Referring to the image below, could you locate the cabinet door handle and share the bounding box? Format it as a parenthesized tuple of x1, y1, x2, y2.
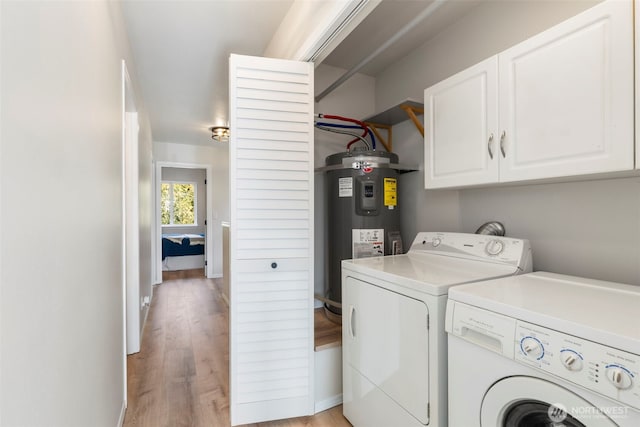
(487, 133, 494, 159)
(500, 131, 506, 158)
(349, 305, 356, 339)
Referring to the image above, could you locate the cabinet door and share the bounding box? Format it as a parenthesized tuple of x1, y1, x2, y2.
(498, 0, 633, 182)
(424, 57, 499, 189)
(229, 54, 314, 425)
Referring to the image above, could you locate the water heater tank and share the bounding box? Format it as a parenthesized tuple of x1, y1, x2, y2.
(324, 150, 402, 316)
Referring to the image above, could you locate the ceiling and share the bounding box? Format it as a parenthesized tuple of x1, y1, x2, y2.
(322, 0, 478, 77)
(121, 0, 479, 146)
(121, 0, 294, 146)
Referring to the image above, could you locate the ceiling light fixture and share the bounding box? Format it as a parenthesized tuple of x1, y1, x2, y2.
(209, 126, 230, 142)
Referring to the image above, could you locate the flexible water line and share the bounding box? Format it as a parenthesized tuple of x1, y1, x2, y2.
(315, 121, 377, 150)
(315, 124, 371, 150)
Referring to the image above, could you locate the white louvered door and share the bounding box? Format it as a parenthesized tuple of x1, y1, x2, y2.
(229, 54, 314, 425)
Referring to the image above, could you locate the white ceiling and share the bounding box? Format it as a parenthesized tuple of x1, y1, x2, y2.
(121, 0, 478, 146)
(322, 0, 479, 76)
(121, 0, 294, 146)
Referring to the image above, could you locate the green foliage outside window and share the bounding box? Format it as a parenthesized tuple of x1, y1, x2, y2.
(161, 182, 196, 225)
(161, 183, 171, 224)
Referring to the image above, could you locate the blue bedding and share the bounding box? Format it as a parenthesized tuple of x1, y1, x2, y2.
(162, 233, 205, 260)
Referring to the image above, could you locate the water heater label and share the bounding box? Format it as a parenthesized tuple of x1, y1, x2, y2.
(352, 229, 384, 259)
(339, 177, 353, 197)
(384, 178, 397, 207)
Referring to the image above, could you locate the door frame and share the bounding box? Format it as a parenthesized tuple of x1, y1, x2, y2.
(121, 59, 139, 403)
(154, 161, 214, 284)
(124, 110, 141, 356)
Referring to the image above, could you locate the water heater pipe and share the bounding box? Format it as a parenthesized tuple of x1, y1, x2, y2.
(314, 0, 447, 103)
(316, 122, 377, 149)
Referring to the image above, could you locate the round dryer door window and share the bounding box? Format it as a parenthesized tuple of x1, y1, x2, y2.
(481, 377, 617, 427)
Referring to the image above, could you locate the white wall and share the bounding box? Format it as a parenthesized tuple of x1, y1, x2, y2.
(375, 0, 600, 112)
(458, 178, 640, 285)
(315, 64, 377, 156)
(153, 142, 229, 278)
(161, 167, 207, 235)
(0, 1, 151, 425)
(391, 120, 461, 245)
(375, 0, 640, 286)
(314, 64, 376, 302)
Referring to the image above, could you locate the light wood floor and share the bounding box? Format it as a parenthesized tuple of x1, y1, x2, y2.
(313, 308, 342, 351)
(162, 268, 205, 282)
(124, 276, 351, 427)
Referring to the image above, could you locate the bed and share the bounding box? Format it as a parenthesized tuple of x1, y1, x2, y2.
(162, 233, 205, 271)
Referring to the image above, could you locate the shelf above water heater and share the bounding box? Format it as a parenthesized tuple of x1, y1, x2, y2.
(362, 99, 424, 153)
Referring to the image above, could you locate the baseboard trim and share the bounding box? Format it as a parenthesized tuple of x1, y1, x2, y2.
(315, 394, 342, 414)
(208, 273, 223, 279)
(117, 400, 126, 427)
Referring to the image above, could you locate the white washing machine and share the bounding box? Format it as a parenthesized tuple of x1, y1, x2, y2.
(446, 272, 640, 427)
(341, 232, 532, 427)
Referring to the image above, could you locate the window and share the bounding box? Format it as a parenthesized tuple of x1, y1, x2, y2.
(161, 182, 197, 226)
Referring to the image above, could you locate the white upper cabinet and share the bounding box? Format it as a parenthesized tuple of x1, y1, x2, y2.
(424, 0, 634, 189)
(498, 0, 633, 182)
(424, 57, 499, 189)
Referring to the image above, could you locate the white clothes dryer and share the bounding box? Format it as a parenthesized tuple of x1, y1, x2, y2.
(341, 232, 532, 427)
(446, 272, 640, 427)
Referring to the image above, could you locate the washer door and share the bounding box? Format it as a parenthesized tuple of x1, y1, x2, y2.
(481, 377, 618, 427)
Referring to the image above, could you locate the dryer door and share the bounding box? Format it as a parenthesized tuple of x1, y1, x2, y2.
(481, 376, 618, 426)
(343, 276, 430, 424)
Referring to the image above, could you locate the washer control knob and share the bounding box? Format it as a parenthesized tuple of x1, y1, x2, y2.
(520, 337, 544, 360)
(486, 239, 505, 256)
(432, 238, 441, 247)
(606, 366, 633, 390)
(560, 350, 583, 371)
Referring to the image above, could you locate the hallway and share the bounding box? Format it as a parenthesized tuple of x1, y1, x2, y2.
(124, 277, 350, 426)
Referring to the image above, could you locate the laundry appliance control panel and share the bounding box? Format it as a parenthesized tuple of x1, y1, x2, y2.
(410, 232, 532, 270)
(447, 301, 640, 412)
(516, 321, 640, 410)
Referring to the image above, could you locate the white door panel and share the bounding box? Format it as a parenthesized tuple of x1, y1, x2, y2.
(229, 54, 314, 425)
(344, 276, 430, 424)
(343, 364, 428, 427)
(425, 56, 498, 188)
(499, 0, 633, 182)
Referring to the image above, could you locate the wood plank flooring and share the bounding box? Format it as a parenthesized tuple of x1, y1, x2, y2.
(313, 308, 342, 351)
(124, 277, 351, 427)
(162, 268, 205, 281)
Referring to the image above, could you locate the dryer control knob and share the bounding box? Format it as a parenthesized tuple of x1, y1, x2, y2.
(432, 238, 441, 247)
(520, 337, 544, 360)
(560, 350, 583, 371)
(606, 366, 633, 390)
(486, 239, 505, 256)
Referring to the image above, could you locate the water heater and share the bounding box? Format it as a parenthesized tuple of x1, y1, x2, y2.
(324, 150, 402, 316)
